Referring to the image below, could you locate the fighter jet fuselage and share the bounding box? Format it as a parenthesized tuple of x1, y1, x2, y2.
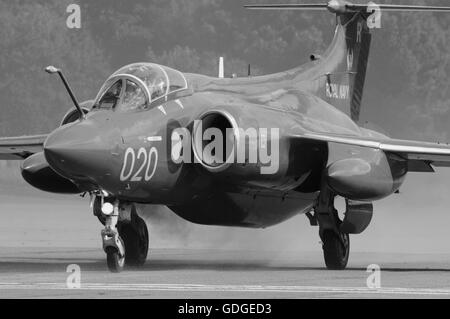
(30, 54, 403, 229)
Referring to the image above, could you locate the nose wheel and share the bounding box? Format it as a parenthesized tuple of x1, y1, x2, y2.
(118, 213, 149, 267)
(94, 197, 149, 273)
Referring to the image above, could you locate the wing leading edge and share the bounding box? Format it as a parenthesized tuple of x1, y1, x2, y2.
(294, 132, 450, 169)
(3, 131, 450, 167)
(0, 135, 47, 160)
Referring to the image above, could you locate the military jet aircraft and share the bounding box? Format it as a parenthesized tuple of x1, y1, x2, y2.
(2, 1, 450, 272)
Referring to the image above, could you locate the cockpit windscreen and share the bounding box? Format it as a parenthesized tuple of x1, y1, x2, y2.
(96, 80, 122, 110)
(93, 63, 188, 112)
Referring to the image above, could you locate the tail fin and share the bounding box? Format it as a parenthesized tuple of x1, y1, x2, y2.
(245, 1, 450, 123)
(324, 12, 372, 123)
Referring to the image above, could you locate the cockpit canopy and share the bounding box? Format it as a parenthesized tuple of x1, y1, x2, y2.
(93, 63, 188, 112)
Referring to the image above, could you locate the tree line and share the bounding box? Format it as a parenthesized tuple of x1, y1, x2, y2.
(0, 0, 449, 141)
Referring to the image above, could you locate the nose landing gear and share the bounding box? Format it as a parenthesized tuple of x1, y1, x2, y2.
(118, 211, 149, 267)
(94, 196, 149, 273)
(106, 245, 125, 273)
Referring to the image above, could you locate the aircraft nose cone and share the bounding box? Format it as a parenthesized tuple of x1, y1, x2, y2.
(44, 122, 110, 181)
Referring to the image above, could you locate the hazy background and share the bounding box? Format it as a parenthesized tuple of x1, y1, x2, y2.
(1, 0, 450, 255)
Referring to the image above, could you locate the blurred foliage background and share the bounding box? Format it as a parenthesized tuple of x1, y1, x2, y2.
(1, 0, 450, 141)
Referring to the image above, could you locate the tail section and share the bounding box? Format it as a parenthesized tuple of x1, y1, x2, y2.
(323, 12, 372, 122)
(245, 1, 450, 123)
(347, 13, 371, 123)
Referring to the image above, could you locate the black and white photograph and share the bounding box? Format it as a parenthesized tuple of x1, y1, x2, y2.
(1, 0, 450, 304)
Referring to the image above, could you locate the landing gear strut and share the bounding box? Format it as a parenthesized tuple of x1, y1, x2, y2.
(94, 197, 149, 272)
(314, 187, 350, 270)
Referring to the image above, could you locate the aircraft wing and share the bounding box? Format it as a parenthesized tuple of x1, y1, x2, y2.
(294, 132, 450, 170)
(0, 135, 47, 160)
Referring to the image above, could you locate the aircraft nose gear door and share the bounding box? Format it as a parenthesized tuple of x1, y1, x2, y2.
(94, 197, 149, 273)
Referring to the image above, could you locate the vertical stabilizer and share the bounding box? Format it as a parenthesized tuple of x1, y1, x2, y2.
(321, 12, 372, 122)
(245, 1, 450, 122)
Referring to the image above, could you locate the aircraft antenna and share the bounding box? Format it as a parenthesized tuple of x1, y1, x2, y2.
(218, 57, 225, 78)
(45, 66, 85, 121)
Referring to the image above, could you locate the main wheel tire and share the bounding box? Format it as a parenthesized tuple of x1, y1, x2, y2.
(120, 217, 149, 267)
(322, 230, 350, 270)
(106, 247, 125, 273)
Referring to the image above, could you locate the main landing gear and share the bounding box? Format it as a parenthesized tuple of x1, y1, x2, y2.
(309, 187, 351, 270)
(321, 229, 350, 270)
(93, 197, 149, 273)
(308, 185, 373, 270)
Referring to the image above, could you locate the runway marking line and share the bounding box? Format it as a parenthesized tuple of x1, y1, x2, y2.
(1, 283, 450, 296)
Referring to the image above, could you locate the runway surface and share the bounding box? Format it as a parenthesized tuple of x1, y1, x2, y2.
(1, 247, 450, 298)
(2, 179, 450, 298)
